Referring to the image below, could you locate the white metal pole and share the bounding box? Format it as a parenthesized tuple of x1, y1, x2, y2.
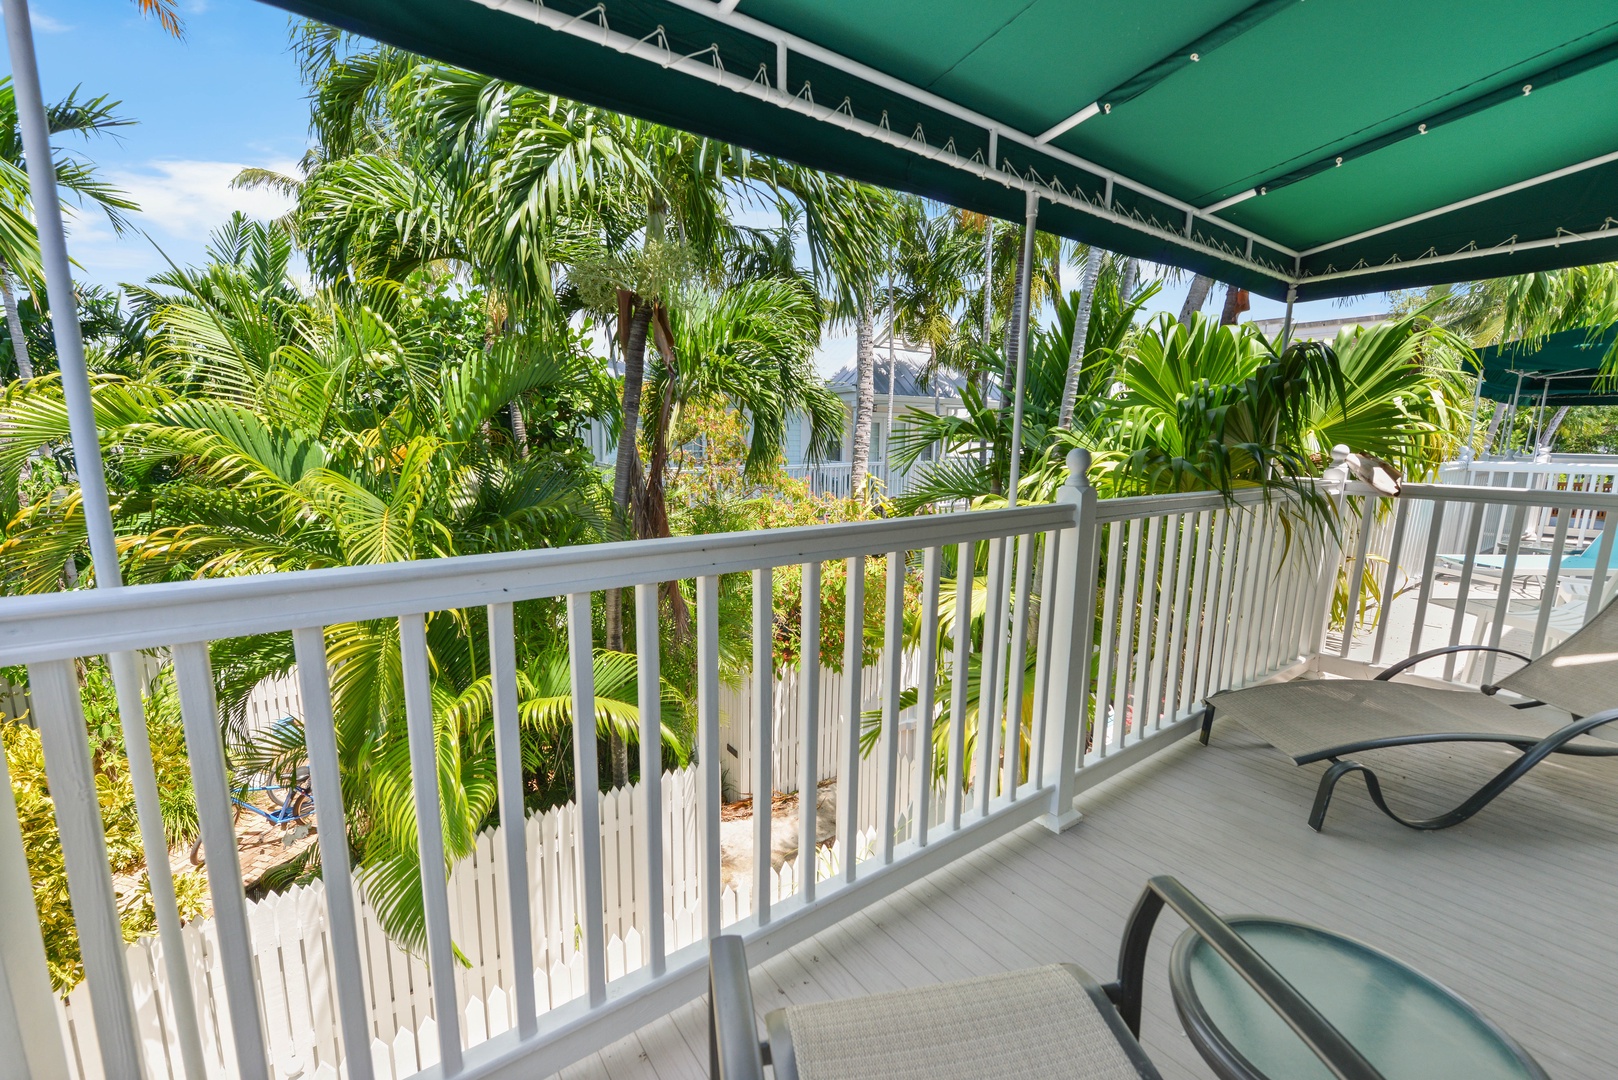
(5, 0, 120, 577)
(1006, 190, 1039, 509)
(1279, 285, 1297, 348)
(884, 266, 897, 491)
(980, 216, 993, 470)
(4, 6, 207, 1077)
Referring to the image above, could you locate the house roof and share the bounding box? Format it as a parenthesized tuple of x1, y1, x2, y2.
(827, 356, 972, 400)
(267, 0, 1618, 302)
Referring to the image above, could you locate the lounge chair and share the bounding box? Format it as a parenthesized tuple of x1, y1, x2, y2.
(1201, 595, 1618, 831)
(1435, 542, 1606, 585)
(707, 876, 1391, 1080)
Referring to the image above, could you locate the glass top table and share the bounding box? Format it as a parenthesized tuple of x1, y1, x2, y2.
(1169, 916, 1550, 1080)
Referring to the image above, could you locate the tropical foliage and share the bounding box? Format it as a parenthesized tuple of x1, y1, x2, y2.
(3, 15, 1554, 985)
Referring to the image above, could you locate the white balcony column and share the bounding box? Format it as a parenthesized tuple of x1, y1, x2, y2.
(1040, 448, 1098, 832)
(4, 4, 207, 1077)
(1006, 189, 1040, 509)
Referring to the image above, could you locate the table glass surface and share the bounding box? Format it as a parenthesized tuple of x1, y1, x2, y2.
(1179, 918, 1538, 1080)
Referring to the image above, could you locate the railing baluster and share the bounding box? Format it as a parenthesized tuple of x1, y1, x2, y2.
(1533, 513, 1572, 657)
(1252, 507, 1285, 677)
(946, 543, 972, 830)
(1227, 508, 1258, 682)
(1092, 524, 1122, 757)
(1408, 499, 1448, 659)
(976, 538, 1006, 812)
(878, 552, 904, 861)
(294, 627, 382, 1075)
(1029, 530, 1061, 786)
(1210, 508, 1242, 693)
(1585, 511, 1617, 624)
(0, 706, 70, 1079)
(838, 557, 864, 881)
(798, 563, 821, 901)
(1164, 512, 1195, 722)
(1370, 497, 1411, 664)
(28, 658, 153, 1080)
(751, 568, 775, 918)
(1110, 518, 1142, 751)
(633, 584, 667, 974)
(1146, 514, 1182, 729)
(1129, 516, 1162, 740)
(170, 643, 271, 1080)
(1193, 510, 1229, 706)
(1182, 510, 1215, 714)
(1442, 505, 1486, 681)
(696, 576, 724, 932)
(108, 648, 209, 1080)
(397, 614, 466, 1068)
(1338, 498, 1376, 658)
(1003, 534, 1035, 795)
(914, 547, 943, 842)
(1482, 504, 1529, 685)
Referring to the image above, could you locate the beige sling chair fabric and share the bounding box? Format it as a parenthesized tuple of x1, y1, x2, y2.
(775, 965, 1150, 1080)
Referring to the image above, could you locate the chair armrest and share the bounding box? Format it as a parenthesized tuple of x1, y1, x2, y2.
(709, 936, 767, 1080)
(1375, 644, 1531, 682)
(1106, 876, 1385, 1080)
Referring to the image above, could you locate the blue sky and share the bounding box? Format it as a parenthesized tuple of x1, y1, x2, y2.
(5, 0, 1390, 373)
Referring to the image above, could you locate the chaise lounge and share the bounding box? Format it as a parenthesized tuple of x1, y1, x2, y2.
(1202, 593, 1618, 831)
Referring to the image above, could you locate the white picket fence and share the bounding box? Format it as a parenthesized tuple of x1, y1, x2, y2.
(56, 741, 901, 1078)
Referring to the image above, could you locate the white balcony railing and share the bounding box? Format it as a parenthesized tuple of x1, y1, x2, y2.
(8, 450, 1618, 1080)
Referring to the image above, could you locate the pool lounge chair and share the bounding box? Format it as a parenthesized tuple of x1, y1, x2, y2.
(1435, 542, 1606, 584)
(1200, 596, 1618, 831)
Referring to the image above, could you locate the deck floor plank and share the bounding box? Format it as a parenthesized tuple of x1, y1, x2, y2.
(585, 717, 1618, 1079)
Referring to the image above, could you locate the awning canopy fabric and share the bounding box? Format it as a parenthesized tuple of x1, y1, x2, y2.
(1472, 325, 1618, 406)
(263, 0, 1618, 302)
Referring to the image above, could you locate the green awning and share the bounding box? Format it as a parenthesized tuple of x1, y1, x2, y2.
(261, 0, 1618, 301)
(1473, 325, 1618, 406)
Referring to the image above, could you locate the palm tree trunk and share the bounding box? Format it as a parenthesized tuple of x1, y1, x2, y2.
(604, 299, 652, 788)
(991, 245, 1030, 496)
(1179, 273, 1214, 324)
(1, 259, 33, 383)
(1218, 283, 1249, 325)
(850, 297, 876, 502)
(1119, 258, 1139, 302)
(1059, 247, 1103, 429)
(509, 400, 528, 456)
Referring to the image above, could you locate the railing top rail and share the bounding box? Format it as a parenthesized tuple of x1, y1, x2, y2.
(1452, 460, 1618, 474)
(1357, 480, 1618, 510)
(1094, 486, 1280, 522)
(0, 502, 1074, 665)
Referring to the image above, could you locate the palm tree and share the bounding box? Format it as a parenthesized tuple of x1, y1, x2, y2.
(638, 278, 843, 541)
(890, 267, 1156, 510)
(0, 222, 682, 948)
(1088, 311, 1467, 497)
(1178, 273, 1215, 324)
(1058, 246, 1104, 428)
(0, 79, 137, 383)
(131, 0, 184, 37)
(781, 172, 894, 503)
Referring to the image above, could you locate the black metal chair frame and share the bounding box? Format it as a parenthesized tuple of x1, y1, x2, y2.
(708, 876, 1387, 1080)
(1201, 644, 1618, 831)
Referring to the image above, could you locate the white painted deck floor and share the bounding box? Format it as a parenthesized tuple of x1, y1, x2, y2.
(549, 714, 1618, 1080)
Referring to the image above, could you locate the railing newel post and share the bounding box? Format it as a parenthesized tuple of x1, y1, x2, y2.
(1039, 448, 1097, 832)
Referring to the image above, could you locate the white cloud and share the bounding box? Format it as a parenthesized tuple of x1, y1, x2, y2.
(28, 11, 73, 32)
(56, 158, 300, 290)
(107, 159, 299, 238)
